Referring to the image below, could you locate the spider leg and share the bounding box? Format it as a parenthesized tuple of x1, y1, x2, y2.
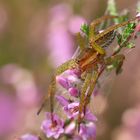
(84, 64, 105, 111)
(93, 17, 136, 42)
(56, 59, 79, 75)
(76, 32, 86, 50)
(84, 70, 99, 112)
(37, 59, 79, 115)
(37, 75, 56, 121)
(89, 41, 106, 55)
(91, 15, 118, 27)
(89, 15, 118, 38)
(89, 16, 119, 55)
(37, 76, 56, 117)
(89, 17, 136, 55)
(78, 72, 92, 130)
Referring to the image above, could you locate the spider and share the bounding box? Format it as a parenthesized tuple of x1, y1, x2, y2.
(38, 15, 137, 131)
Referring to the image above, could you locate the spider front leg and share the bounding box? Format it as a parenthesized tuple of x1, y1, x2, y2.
(76, 32, 86, 50)
(89, 21, 107, 55)
(37, 59, 79, 115)
(36, 74, 57, 117)
(89, 15, 118, 38)
(93, 17, 137, 42)
(89, 41, 106, 55)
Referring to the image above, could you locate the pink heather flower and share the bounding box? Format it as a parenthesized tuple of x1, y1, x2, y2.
(56, 70, 81, 90)
(56, 96, 97, 121)
(41, 112, 64, 139)
(85, 109, 98, 122)
(68, 87, 79, 97)
(64, 69, 81, 78)
(61, 101, 97, 121)
(64, 102, 79, 119)
(55, 95, 69, 106)
(79, 122, 96, 140)
(67, 74, 80, 83)
(56, 76, 71, 89)
(61, 69, 81, 82)
(18, 134, 39, 140)
(56, 69, 82, 97)
(56, 96, 79, 118)
(64, 121, 76, 135)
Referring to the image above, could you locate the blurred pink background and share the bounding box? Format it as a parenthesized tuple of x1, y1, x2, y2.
(0, 0, 139, 140)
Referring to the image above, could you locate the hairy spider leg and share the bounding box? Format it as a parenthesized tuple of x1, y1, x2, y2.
(89, 41, 106, 55)
(78, 72, 92, 131)
(84, 71, 98, 109)
(76, 32, 86, 50)
(84, 64, 104, 111)
(89, 15, 118, 38)
(37, 59, 79, 115)
(88, 15, 118, 55)
(89, 16, 137, 55)
(93, 17, 137, 42)
(76, 16, 118, 52)
(49, 77, 56, 120)
(77, 62, 105, 130)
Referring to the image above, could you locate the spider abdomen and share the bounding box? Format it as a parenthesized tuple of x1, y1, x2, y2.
(95, 30, 116, 48)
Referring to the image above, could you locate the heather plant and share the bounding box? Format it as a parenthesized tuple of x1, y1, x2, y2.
(17, 0, 140, 140)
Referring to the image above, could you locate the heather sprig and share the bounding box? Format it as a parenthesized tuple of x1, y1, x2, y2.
(39, 17, 139, 139)
(17, 1, 140, 140)
(80, 23, 89, 37)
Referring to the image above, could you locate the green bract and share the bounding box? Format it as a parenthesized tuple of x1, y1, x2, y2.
(80, 23, 89, 37)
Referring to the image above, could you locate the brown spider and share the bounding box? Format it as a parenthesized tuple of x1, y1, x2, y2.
(38, 15, 137, 131)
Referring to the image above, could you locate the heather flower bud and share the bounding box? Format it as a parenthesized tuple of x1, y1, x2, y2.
(68, 87, 79, 97)
(56, 76, 70, 89)
(79, 122, 96, 140)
